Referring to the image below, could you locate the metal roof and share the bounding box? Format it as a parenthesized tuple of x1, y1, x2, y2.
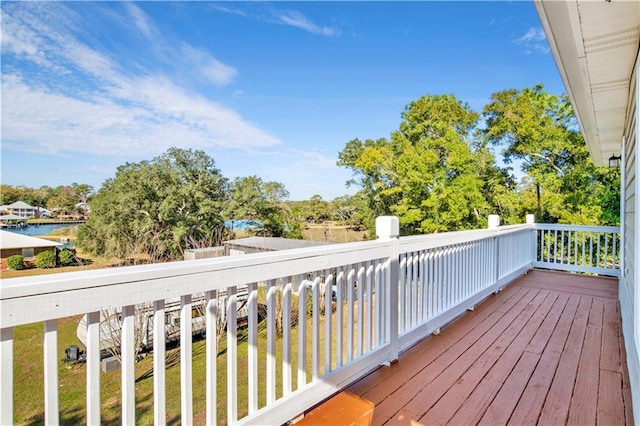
(0, 214, 28, 221)
(0, 230, 62, 250)
(5, 201, 36, 209)
(535, 0, 639, 166)
(224, 237, 329, 252)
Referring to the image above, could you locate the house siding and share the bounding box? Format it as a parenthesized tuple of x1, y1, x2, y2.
(620, 46, 639, 424)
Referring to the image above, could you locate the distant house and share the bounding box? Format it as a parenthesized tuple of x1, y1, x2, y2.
(0, 230, 62, 269)
(0, 201, 51, 219)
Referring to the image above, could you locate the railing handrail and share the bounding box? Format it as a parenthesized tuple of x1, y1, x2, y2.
(398, 224, 532, 252)
(0, 224, 537, 293)
(1, 239, 394, 328)
(534, 223, 619, 233)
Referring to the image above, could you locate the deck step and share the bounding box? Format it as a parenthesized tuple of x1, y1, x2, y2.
(295, 391, 374, 426)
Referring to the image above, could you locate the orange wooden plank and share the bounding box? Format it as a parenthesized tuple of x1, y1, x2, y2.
(296, 392, 374, 426)
(508, 293, 581, 425)
(538, 295, 592, 425)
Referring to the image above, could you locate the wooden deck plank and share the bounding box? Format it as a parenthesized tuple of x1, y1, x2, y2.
(538, 296, 591, 425)
(355, 287, 532, 408)
(417, 290, 549, 425)
(379, 289, 541, 424)
(566, 298, 605, 425)
(515, 271, 618, 299)
(597, 370, 626, 426)
(500, 293, 581, 425)
(336, 271, 631, 426)
(424, 290, 559, 425)
(601, 299, 622, 373)
(346, 286, 526, 398)
(516, 278, 618, 299)
(476, 292, 572, 426)
(476, 351, 541, 426)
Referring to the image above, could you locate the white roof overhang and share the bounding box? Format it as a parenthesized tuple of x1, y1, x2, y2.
(534, 0, 639, 166)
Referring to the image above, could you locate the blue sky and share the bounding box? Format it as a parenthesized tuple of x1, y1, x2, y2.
(1, 1, 564, 201)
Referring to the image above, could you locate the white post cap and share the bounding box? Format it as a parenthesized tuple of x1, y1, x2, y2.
(376, 216, 400, 240)
(526, 214, 536, 224)
(488, 215, 500, 229)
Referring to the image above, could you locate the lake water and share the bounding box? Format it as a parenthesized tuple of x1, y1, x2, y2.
(3, 223, 78, 237)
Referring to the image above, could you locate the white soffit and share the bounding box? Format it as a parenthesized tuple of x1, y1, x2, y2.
(535, 0, 639, 166)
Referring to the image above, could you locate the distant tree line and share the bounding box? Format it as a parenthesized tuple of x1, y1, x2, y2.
(1, 183, 94, 216)
(8, 85, 619, 263)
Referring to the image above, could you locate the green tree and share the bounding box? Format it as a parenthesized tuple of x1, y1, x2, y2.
(47, 186, 77, 214)
(223, 176, 298, 238)
(339, 94, 511, 234)
(483, 85, 619, 225)
(77, 148, 229, 262)
(0, 185, 21, 205)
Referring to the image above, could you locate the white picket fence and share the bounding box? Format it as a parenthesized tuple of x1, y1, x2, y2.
(0, 218, 618, 425)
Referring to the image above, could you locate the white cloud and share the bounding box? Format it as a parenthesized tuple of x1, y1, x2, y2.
(124, 2, 156, 40)
(180, 44, 238, 87)
(272, 10, 341, 37)
(212, 4, 341, 37)
(513, 27, 550, 55)
(1, 2, 279, 158)
(2, 73, 279, 156)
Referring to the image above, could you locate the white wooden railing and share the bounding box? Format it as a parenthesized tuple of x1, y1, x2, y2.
(0, 218, 618, 425)
(533, 223, 620, 277)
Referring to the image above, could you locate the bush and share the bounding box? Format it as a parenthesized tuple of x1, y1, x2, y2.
(7, 254, 24, 270)
(58, 249, 75, 266)
(35, 250, 56, 269)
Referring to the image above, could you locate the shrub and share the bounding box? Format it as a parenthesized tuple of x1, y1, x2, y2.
(35, 250, 56, 269)
(58, 249, 75, 266)
(7, 254, 24, 270)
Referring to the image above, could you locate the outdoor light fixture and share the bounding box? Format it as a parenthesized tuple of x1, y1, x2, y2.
(608, 154, 621, 168)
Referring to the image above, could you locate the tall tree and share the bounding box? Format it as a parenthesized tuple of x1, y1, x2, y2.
(77, 148, 229, 261)
(483, 85, 619, 224)
(339, 94, 512, 234)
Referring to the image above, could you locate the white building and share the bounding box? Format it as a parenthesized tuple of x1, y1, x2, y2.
(1, 201, 51, 219)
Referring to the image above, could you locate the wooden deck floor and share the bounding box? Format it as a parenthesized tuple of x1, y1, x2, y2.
(342, 270, 634, 425)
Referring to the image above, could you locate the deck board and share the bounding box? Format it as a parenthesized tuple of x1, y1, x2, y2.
(377, 289, 539, 424)
(443, 291, 558, 425)
(508, 293, 579, 425)
(339, 270, 633, 426)
(537, 295, 590, 425)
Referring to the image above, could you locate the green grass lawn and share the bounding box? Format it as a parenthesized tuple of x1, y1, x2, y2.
(12, 295, 372, 425)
